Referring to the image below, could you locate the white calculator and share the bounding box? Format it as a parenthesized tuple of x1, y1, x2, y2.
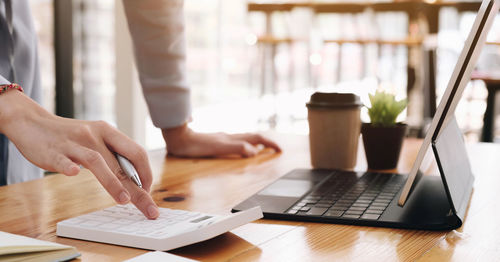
(56, 204, 262, 251)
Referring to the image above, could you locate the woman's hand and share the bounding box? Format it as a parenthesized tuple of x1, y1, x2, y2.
(162, 123, 281, 158)
(0, 90, 159, 219)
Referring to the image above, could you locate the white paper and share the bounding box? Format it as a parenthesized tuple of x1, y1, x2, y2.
(124, 251, 199, 262)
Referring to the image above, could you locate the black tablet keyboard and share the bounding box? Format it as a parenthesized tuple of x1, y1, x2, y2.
(285, 172, 405, 220)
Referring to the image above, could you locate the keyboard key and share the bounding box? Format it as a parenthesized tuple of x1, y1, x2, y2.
(324, 210, 344, 217)
(305, 196, 321, 200)
(373, 198, 391, 203)
(361, 213, 381, 220)
(347, 206, 366, 211)
(342, 214, 360, 219)
(314, 204, 331, 208)
(329, 206, 348, 211)
(306, 207, 328, 216)
(357, 196, 375, 201)
(302, 199, 319, 204)
(342, 196, 357, 201)
(365, 209, 384, 215)
(352, 203, 369, 208)
(286, 209, 298, 215)
(371, 203, 388, 208)
(322, 196, 338, 201)
(375, 196, 393, 201)
(332, 201, 351, 206)
(344, 210, 363, 215)
(368, 206, 386, 211)
(299, 207, 311, 212)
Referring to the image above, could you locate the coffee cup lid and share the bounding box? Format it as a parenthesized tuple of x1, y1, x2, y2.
(306, 92, 363, 109)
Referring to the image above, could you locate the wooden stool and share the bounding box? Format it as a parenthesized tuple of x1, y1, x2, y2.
(471, 72, 500, 142)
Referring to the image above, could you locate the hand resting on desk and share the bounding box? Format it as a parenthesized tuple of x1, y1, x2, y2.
(0, 90, 159, 219)
(162, 123, 281, 158)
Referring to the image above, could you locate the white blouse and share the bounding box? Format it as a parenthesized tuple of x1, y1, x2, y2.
(0, 0, 191, 184)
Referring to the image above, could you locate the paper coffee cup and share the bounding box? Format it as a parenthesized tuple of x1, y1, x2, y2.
(306, 92, 362, 169)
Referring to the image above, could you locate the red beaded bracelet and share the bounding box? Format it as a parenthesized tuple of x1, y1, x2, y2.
(0, 83, 24, 95)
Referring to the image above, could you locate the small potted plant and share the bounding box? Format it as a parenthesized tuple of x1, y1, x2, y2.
(361, 91, 408, 170)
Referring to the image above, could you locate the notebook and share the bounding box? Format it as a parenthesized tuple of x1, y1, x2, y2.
(0, 231, 80, 262)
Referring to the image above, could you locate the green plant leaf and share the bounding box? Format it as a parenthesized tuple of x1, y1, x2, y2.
(367, 91, 407, 127)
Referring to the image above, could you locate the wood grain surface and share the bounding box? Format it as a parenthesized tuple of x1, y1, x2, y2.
(0, 133, 497, 261)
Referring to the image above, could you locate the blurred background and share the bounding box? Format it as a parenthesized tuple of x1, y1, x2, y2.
(30, 0, 500, 150)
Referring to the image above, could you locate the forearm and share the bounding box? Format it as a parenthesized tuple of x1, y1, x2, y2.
(0, 89, 50, 136)
(161, 122, 189, 150)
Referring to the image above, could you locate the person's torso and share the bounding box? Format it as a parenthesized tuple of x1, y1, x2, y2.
(0, 0, 43, 184)
(0, 0, 40, 99)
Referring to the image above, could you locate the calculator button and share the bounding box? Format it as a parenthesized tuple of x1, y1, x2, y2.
(98, 223, 121, 230)
(172, 210, 188, 215)
(79, 220, 103, 227)
(135, 228, 156, 235)
(116, 226, 140, 233)
(114, 219, 135, 225)
(90, 216, 116, 223)
(61, 218, 84, 225)
(149, 230, 170, 238)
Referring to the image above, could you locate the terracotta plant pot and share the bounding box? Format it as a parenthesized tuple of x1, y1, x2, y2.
(361, 123, 407, 170)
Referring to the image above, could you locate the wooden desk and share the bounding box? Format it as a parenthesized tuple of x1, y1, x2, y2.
(1, 134, 500, 261)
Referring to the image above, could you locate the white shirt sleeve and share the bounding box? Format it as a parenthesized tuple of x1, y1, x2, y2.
(0, 75, 10, 85)
(122, 0, 191, 129)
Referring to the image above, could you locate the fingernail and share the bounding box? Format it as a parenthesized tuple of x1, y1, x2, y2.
(119, 191, 130, 203)
(148, 205, 159, 218)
